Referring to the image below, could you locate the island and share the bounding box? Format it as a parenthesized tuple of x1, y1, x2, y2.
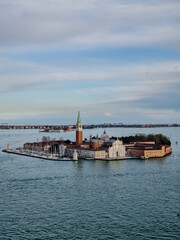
(2, 112, 172, 161)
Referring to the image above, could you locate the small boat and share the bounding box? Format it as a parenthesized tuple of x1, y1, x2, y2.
(177, 213, 180, 216)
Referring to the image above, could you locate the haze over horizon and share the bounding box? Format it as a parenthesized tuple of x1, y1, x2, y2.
(0, 0, 180, 125)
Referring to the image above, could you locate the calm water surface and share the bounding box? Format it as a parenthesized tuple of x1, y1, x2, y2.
(0, 128, 180, 240)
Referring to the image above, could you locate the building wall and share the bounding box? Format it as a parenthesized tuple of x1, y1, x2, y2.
(59, 144, 66, 157)
(95, 150, 106, 159)
(108, 140, 126, 158)
(134, 141, 155, 145)
(127, 144, 172, 159)
(76, 131, 83, 145)
(23, 142, 46, 152)
(144, 149, 162, 158)
(144, 146, 172, 159)
(165, 146, 172, 155)
(92, 141, 103, 149)
(65, 148, 106, 159)
(128, 149, 144, 158)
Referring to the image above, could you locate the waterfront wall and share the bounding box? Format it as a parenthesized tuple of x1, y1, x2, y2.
(128, 145, 172, 159)
(65, 148, 106, 159)
(144, 146, 172, 159)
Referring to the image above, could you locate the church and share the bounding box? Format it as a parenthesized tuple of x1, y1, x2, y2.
(59, 111, 126, 160)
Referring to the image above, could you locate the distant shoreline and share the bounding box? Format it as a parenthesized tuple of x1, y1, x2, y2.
(0, 123, 180, 131)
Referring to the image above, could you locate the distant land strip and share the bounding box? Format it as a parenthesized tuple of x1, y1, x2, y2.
(0, 123, 180, 130)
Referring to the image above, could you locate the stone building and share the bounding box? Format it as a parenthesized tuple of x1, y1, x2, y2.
(58, 113, 127, 159)
(126, 142, 172, 159)
(108, 139, 126, 158)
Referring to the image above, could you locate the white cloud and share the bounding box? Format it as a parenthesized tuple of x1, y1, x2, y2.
(0, 0, 180, 50)
(140, 109, 180, 120)
(0, 59, 179, 94)
(104, 111, 112, 117)
(0, 0, 180, 122)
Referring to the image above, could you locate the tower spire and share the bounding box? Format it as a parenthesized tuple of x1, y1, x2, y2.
(77, 110, 81, 123)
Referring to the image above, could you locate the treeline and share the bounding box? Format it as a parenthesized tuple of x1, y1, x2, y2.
(111, 134, 171, 145)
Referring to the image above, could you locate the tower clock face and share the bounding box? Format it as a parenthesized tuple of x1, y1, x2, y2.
(77, 123, 82, 130)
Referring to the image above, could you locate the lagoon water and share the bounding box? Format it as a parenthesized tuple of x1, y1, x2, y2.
(0, 128, 180, 240)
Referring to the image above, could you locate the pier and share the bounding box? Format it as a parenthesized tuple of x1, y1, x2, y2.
(2, 149, 73, 161)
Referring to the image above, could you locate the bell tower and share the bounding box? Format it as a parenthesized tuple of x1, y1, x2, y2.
(76, 111, 83, 145)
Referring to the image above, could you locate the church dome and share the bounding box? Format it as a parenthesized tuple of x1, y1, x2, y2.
(100, 130, 109, 140)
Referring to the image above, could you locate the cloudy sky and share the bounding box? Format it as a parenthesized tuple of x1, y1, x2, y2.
(0, 0, 180, 124)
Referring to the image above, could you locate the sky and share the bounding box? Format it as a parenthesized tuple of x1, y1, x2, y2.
(0, 0, 180, 125)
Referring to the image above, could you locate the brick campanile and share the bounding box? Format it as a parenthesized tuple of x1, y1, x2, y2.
(76, 111, 83, 145)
